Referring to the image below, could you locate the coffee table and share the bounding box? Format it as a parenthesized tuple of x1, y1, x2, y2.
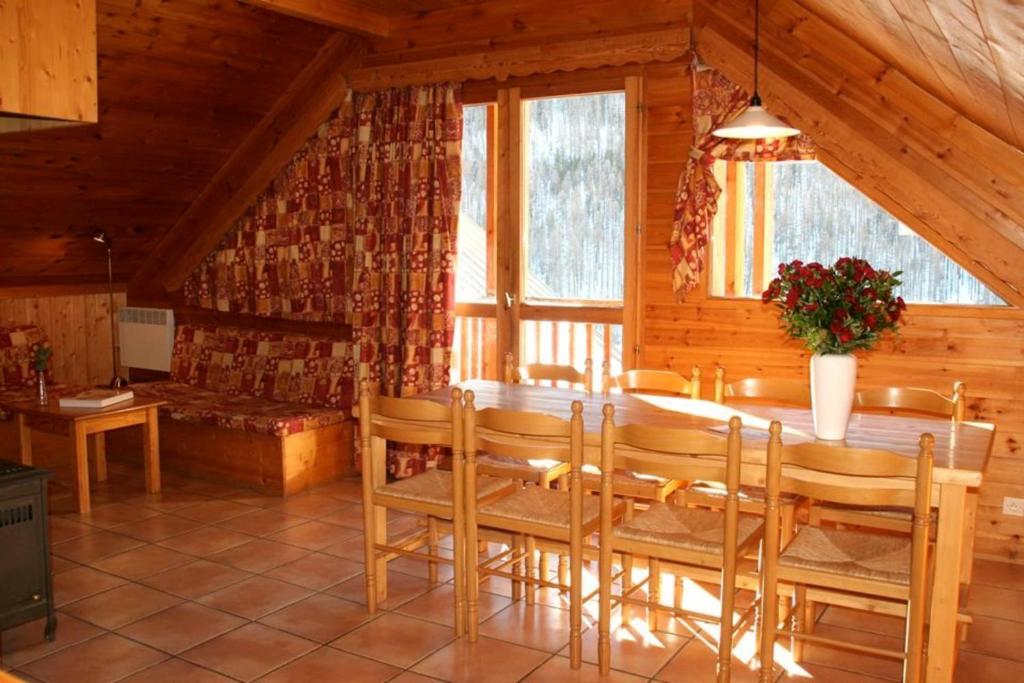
(0, 394, 167, 513)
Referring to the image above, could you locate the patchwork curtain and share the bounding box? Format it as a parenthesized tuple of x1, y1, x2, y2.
(185, 83, 462, 477)
(668, 65, 815, 298)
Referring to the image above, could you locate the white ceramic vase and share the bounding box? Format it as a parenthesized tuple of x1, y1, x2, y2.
(810, 353, 857, 441)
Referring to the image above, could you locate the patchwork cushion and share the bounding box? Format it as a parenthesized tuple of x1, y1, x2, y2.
(778, 526, 912, 585)
(132, 381, 346, 437)
(169, 324, 353, 409)
(0, 325, 48, 390)
(614, 503, 763, 555)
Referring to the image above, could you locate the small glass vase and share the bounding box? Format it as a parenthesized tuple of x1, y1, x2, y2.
(36, 372, 48, 405)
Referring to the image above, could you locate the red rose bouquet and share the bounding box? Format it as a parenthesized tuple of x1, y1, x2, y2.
(761, 257, 905, 355)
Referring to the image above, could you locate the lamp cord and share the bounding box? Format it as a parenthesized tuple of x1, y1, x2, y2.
(753, 0, 760, 98)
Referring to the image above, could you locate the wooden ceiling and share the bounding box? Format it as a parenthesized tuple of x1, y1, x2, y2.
(0, 0, 1021, 295)
(0, 0, 333, 286)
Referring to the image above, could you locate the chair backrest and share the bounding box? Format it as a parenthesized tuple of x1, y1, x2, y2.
(603, 365, 700, 398)
(854, 382, 966, 422)
(712, 367, 810, 406)
(600, 406, 740, 487)
(504, 352, 593, 392)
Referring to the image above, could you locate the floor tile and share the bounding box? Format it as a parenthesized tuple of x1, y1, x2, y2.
(800, 623, 903, 680)
(52, 566, 126, 607)
(52, 531, 145, 564)
(111, 513, 206, 542)
(321, 531, 366, 561)
(955, 651, 1024, 681)
(961, 614, 1024, 661)
(78, 503, 160, 530)
(257, 645, 401, 682)
(331, 613, 454, 668)
(62, 583, 182, 630)
(117, 658, 234, 682)
(817, 605, 905, 638)
(19, 632, 167, 683)
(198, 576, 312, 620)
(49, 555, 79, 574)
(124, 490, 212, 513)
(0, 614, 103, 668)
(523, 655, 648, 682)
(157, 526, 254, 556)
(318, 503, 366, 529)
(117, 602, 246, 654)
(572, 619, 688, 678)
(312, 479, 363, 503)
(268, 493, 347, 519)
(480, 602, 574, 653)
(174, 500, 256, 524)
(141, 559, 252, 600)
(387, 674, 445, 683)
(412, 635, 551, 682)
(267, 520, 358, 551)
(264, 553, 363, 591)
(259, 594, 373, 643)
(217, 509, 307, 537)
(654, 638, 761, 683)
(182, 623, 317, 682)
(397, 583, 511, 628)
(48, 517, 97, 544)
(209, 538, 309, 573)
(90, 544, 194, 580)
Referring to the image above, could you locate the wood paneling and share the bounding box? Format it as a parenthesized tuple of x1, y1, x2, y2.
(0, 0, 334, 286)
(0, 290, 128, 386)
(240, 0, 392, 37)
(0, 0, 97, 132)
(638, 64, 1024, 563)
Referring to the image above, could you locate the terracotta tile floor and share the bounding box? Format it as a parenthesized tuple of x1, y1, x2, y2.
(2, 459, 1023, 682)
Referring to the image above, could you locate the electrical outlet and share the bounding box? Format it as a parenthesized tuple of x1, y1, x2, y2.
(1004, 497, 1024, 517)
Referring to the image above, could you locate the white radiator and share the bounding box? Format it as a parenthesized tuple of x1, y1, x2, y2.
(118, 307, 175, 372)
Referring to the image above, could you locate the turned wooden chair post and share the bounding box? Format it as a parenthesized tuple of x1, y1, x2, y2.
(952, 381, 967, 423)
(584, 358, 594, 393)
(905, 434, 935, 683)
(568, 399, 585, 668)
(757, 421, 784, 683)
(503, 352, 516, 383)
(463, 390, 481, 642)
(717, 415, 743, 682)
(450, 387, 467, 637)
(358, 380, 386, 611)
(690, 365, 702, 400)
(714, 366, 726, 403)
(598, 404, 615, 675)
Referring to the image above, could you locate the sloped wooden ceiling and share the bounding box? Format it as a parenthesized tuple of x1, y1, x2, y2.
(0, 0, 333, 286)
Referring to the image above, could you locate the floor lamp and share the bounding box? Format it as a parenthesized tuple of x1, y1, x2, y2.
(92, 231, 129, 388)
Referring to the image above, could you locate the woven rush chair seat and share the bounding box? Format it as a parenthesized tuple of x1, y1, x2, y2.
(376, 469, 513, 509)
(477, 453, 570, 480)
(478, 485, 601, 530)
(615, 502, 763, 555)
(779, 525, 912, 585)
(816, 501, 937, 523)
(686, 481, 802, 505)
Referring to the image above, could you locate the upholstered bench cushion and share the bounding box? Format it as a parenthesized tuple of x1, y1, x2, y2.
(132, 381, 346, 437)
(615, 502, 762, 554)
(778, 526, 911, 585)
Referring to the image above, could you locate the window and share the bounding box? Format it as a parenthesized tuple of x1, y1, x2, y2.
(709, 160, 1004, 306)
(452, 86, 637, 383)
(523, 93, 625, 302)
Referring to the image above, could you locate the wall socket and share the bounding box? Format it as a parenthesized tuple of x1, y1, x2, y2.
(1004, 497, 1024, 517)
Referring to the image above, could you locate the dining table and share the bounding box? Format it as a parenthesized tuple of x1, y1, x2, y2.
(413, 379, 995, 683)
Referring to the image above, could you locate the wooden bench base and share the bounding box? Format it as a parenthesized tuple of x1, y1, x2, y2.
(108, 418, 354, 496)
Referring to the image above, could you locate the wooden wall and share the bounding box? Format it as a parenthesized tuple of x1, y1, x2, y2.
(639, 64, 1024, 563)
(0, 288, 127, 386)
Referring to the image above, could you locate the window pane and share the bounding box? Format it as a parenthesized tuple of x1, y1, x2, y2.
(456, 104, 491, 302)
(524, 93, 625, 301)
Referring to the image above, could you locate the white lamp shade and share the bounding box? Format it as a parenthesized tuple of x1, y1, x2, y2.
(712, 104, 800, 139)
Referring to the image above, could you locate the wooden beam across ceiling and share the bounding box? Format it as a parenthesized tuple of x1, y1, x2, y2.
(696, 0, 1024, 309)
(239, 0, 391, 37)
(131, 33, 366, 295)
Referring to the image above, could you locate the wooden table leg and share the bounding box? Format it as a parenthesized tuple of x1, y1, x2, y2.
(142, 406, 161, 494)
(72, 423, 91, 514)
(91, 433, 107, 482)
(927, 482, 967, 682)
(16, 412, 32, 466)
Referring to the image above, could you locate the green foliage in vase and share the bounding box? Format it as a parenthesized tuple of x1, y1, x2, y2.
(33, 344, 52, 373)
(762, 257, 906, 355)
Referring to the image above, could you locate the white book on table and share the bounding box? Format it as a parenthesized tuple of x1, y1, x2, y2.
(58, 389, 135, 409)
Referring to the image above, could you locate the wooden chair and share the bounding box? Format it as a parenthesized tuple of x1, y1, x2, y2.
(505, 351, 593, 392)
(680, 367, 806, 542)
(357, 381, 515, 634)
(711, 368, 811, 406)
(464, 391, 605, 668)
(588, 364, 703, 503)
(810, 381, 971, 580)
(757, 421, 934, 683)
(598, 409, 760, 681)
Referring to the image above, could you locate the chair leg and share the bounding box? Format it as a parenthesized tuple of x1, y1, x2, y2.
(512, 535, 524, 602)
(647, 557, 661, 630)
(525, 535, 537, 606)
(558, 552, 569, 592)
(622, 553, 634, 623)
(465, 514, 480, 643)
(427, 516, 440, 585)
(569, 530, 583, 668)
(792, 585, 807, 662)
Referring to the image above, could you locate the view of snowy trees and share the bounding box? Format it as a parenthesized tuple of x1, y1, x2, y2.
(747, 161, 1003, 305)
(524, 93, 625, 301)
(457, 105, 489, 302)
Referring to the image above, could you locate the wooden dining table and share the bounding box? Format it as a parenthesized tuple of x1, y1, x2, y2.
(417, 379, 995, 683)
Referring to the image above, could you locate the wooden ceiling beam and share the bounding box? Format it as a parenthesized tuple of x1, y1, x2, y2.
(131, 33, 366, 295)
(696, 8, 1024, 308)
(239, 0, 391, 38)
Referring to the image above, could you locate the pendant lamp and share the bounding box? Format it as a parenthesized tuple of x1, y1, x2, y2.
(712, 0, 799, 140)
